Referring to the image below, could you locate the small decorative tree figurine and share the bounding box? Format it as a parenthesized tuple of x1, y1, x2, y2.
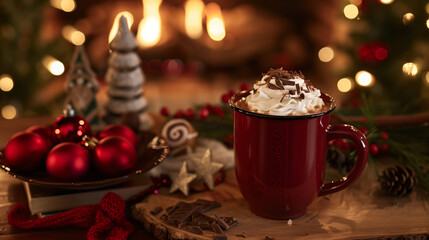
(104, 15, 153, 131)
(65, 45, 101, 126)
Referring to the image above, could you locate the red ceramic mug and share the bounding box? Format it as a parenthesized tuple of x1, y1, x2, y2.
(229, 91, 368, 219)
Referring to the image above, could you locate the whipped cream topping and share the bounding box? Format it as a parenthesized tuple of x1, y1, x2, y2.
(245, 68, 325, 116)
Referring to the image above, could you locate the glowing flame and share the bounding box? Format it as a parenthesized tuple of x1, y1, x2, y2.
(62, 25, 85, 45)
(50, 0, 76, 12)
(137, 0, 162, 48)
(205, 3, 226, 41)
(185, 0, 204, 39)
(109, 12, 134, 43)
(42, 56, 65, 76)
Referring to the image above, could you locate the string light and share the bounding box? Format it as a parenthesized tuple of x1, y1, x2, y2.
(50, 0, 76, 12)
(137, 0, 162, 48)
(185, 0, 205, 39)
(402, 62, 418, 76)
(426, 18, 429, 29)
(318, 47, 334, 62)
(0, 74, 14, 92)
(343, 4, 359, 19)
(42, 56, 65, 76)
(425, 2, 429, 14)
(337, 78, 353, 92)
(402, 13, 415, 25)
(378, 0, 394, 5)
(355, 71, 374, 87)
(2, 105, 17, 120)
(62, 25, 85, 45)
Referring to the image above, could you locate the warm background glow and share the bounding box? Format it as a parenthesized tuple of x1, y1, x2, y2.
(42, 56, 65, 76)
(137, 0, 162, 48)
(337, 78, 353, 92)
(318, 47, 334, 62)
(355, 70, 374, 87)
(62, 25, 85, 45)
(0, 74, 14, 92)
(185, 0, 205, 39)
(205, 2, 226, 41)
(344, 4, 359, 19)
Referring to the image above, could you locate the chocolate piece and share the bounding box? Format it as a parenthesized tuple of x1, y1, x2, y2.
(211, 223, 224, 234)
(150, 206, 163, 216)
(191, 212, 216, 227)
(300, 93, 305, 99)
(214, 215, 238, 230)
(281, 80, 295, 86)
(166, 205, 176, 214)
(160, 214, 169, 221)
(296, 83, 301, 95)
(267, 82, 283, 90)
(236, 234, 246, 238)
(265, 236, 275, 240)
(184, 225, 203, 235)
(166, 202, 202, 227)
(213, 234, 227, 240)
(289, 90, 295, 95)
(195, 199, 221, 213)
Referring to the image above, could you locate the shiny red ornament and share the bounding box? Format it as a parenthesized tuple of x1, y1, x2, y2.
(53, 115, 91, 143)
(93, 137, 137, 177)
(26, 125, 54, 148)
(99, 124, 138, 148)
(46, 142, 90, 181)
(4, 132, 51, 172)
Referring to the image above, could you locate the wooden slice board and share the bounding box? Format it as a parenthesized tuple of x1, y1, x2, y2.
(132, 170, 429, 240)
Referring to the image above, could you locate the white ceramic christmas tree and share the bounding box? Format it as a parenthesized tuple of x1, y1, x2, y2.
(65, 45, 101, 126)
(104, 16, 153, 130)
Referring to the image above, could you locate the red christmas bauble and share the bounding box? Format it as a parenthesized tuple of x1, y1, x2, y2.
(98, 124, 138, 148)
(93, 136, 137, 177)
(26, 125, 54, 148)
(4, 132, 50, 172)
(53, 115, 91, 143)
(46, 142, 90, 181)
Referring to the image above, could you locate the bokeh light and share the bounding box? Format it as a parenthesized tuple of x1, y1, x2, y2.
(344, 4, 359, 19)
(425, 72, 429, 86)
(318, 47, 334, 62)
(0, 74, 14, 92)
(355, 71, 374, 87)
(62, 25, 85, 45)
(402, 62, 418, 76)
(42, 56, 65, 76)
(2, 105, 17, 120)
(402, 13, 415, 25)
(50, 0, 76, 12)
(337, 78, 353, 92)
(378, 0, 394, 5)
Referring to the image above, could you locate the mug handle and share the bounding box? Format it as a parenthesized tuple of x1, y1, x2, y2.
(319, 124, 368, 196)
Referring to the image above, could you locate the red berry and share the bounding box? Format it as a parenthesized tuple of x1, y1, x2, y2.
(213, 106, 225, 117)
(369, 144, 379, 156)
(359, 127, 368, 135)
(160, 107, 169, 116)
(380, 131, 389, 140)
(173, 110, 184, 118)
(226, 134, 233, 142)
(205, 104, 214, 113)
(328, 140, 335, 147)
(239, 83, 249, 91)
(380, 143, 389, 153)
(198, 108, 210, 119)
(185, 108, 195, 119)
(221, 93, 230, 103)
(340, 139, 350, 150)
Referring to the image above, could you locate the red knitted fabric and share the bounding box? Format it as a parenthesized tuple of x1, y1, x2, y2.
(8, 192, 134, 240)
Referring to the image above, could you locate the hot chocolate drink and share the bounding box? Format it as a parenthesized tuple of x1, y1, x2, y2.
(234, 68, 331, 116)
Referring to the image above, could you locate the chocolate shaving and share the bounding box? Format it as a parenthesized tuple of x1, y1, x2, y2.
(296, 83, 301, 95)
(289, 90, 296, 95)
(281, 80, 295, 86)
(150, 206, 163, 216)
(300, 93, 305, 99)
(280, 94, 288, 102)
(184, 226, 203, 235)
(213, 234, 227, 240)
(211, 223, 224, 234)
(267, 82, 283, 90)
(236, 234, 246, 238)
(265, 236, 275, 240)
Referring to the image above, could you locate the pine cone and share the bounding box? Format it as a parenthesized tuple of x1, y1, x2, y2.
(327, 147, 355, 173)
(380, 166, 417, 196)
